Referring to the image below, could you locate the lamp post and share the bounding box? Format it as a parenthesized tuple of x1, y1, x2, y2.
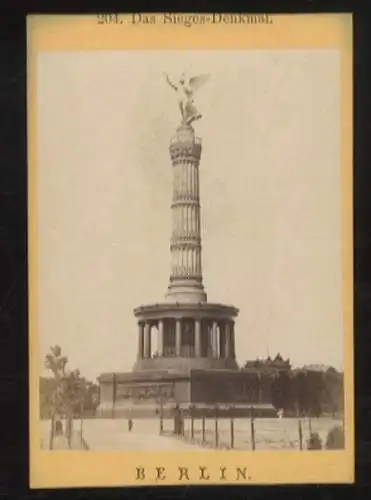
(159, 394, 164, 435)
(214, 405, 219, 448)
(229, 405, 235, 449)
(190, 404, 195, 440)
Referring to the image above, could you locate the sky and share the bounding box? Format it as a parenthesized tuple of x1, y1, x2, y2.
(36, 49, 343, 381)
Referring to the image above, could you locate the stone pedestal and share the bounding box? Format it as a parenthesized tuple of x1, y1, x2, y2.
(97, 369, 277, 419)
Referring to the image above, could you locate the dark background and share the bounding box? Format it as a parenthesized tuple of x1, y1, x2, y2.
(0, 2, 369, 499)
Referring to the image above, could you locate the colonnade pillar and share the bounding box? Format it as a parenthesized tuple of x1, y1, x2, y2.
(225, 321, 231, 358)
(138, 322, 144, 359)
(212, 321, 218, 358)
(195, 319, 202, 357)
(137, 317, 235, 360)
(230, 321, 236, 359)
(143, 322, 151, 358)
(158, 320, 164, 357)
(175, 319, 182, 356)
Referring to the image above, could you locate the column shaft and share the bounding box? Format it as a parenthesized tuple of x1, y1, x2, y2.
(192, 164, 195, 197)
(138, 323, 144, 359)
(225, 321, 231, 358)
(167, 128, 207, 302)
(195, 319, 202, 357)
(189, 163, 192, 198)
(230, 322, 235, 358)
(187, 163, 191, 199)
(143, 323, 151, 358)
(175, 319, 182, 357)
(212, 321, 218, 358)
(158, 320, 164, 357)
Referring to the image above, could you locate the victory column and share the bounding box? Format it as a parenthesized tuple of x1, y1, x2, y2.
(97, 72, 276, 419)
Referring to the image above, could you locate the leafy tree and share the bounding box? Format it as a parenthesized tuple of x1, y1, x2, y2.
(305, 371, 324, 417)
(321, 368, 343, 416)
(44, 345, 68, 378)
(82, 382, 100, 414)
(44, 346, 85, 447)
(271, 371, 293, 411)
(292, 371, 310, 416)
(240, 357, 344, 417)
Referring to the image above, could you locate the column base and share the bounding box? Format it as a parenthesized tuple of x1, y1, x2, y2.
(166, 279, 207, 303)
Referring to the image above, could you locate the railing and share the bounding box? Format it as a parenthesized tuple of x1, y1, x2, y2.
(159, 406, 341, 451)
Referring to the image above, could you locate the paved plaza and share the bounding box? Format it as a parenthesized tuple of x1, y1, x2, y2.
(40, 417, 342, 451)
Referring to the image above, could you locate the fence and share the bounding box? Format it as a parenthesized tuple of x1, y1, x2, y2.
(159, 407, 339, 451)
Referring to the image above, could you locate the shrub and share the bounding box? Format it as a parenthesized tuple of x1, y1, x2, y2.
(325, 425, 344, 449)
(307, 432, 323, 450)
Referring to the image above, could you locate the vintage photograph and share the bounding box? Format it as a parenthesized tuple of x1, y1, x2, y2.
(35, 48, 346, 454)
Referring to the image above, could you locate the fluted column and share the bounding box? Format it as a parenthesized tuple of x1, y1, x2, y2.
(143, 322, 151, 358)
(230, 321, 235, 359)
(195, 319, 201, 357)
(158, 319, 164, 357)
(175, 319, 182, 357)
(212, 321, 218, 358)
(138, 322, 144, 359)
(166, 125, 207, 303)
(225, 321, 231, 359)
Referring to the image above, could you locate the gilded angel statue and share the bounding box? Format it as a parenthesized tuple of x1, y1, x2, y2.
(164, 71, 210, 125)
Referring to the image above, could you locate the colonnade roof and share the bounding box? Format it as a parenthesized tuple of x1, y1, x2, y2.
(133, 302, 239, 321)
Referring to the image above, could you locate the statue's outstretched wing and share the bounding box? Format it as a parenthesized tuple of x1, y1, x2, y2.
(164, 72, 178, 91)
(189, 74, 210, 92)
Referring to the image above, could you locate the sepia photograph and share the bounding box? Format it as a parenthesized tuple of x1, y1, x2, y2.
(36, 48, 345, 452)
(28, 14, 353, 487)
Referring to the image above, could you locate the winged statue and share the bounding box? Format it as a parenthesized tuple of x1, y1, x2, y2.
(164, 71, 210, 125)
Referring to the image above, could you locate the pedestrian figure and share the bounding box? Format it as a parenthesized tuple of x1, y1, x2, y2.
(52, 419, 70, 450)
(128, 418, 133, 432)
(174, 404, 182, 435)
(55, 419, 63, 435)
